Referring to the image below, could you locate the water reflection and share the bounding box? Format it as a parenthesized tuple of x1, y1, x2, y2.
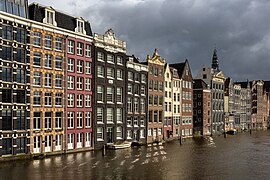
(1, 131, 270, 179)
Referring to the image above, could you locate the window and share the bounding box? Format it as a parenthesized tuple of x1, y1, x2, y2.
(15, 110, 25, 130)
(140, 129, 145, 138)
(55, 112, 62, 129)
(44, 135, 52, 152)
(116, 87, 123, 103)
(107, 87, 114, 103)
(134, 98, 139, 113)
(68, 40, 75, 54)
(2, 25, 12, 40)
(86, 78, 91, 91)
(68, 94, 74, 107)
(134, 85, 139, 95)
(116, 108, 123, 123)
(55, 93, 62, 106)
(116, 127, 122, 139)
(55, 37, 62, 51)
(44, 73, 52, 87)
(97, 108, 103, 123)
(68, 58, 74, 72)
(15, 48, 25, 63)
(154, 111, 158, 122)
(149, 95, 153, 106)
(149, 80, 153, 90)
(117, 56, 123, 65)
(97, 127, 103, 140)
(128, 83, 133, 94)
(46, 10, 54, 24)
(85, 95, 91, 107)
(154, 95, 158, 106)
(45, 54, 52, 68)
(86, 44, 91, 57)
(68, 112, 74, 128)
(159, 82, 163, 91)
(107, 68, 114, 79)
(77, 112, 83, 128)
(97, 66, 104, 77)
(33, 32, 41, 46)
(77, 60, 84, 73)
(77, 77, 83, 90)
(77, 20, 85, 33)
(16, 90, 25, 104)
(32, 72, 41, 86)
(85, 112, 91, 128)
(33, 52, 41, 66)
(128, 72, 133, 81)
(16, 69, 25, 83)
(154, 81, 158, 91)
(45, 92, 52, 106)
(135, 73, 140, 82)
(54, 74, 62, 88)
(2, 67, 12, 82)
(107, 54, 114, 64)
(97, 52, 104, 61)
(85, 61, 91, 74)
(77, 42, 84, 56)
(55, 56, 62, 69)
(158, 111, 163, 123)
(45, 35, 52, 49)
(140, 99, 145, 113)
(68, 76, 74, 89)
(45, 112, 52, 129)
(2, 138, 12, 155)
(33, 91, 42, 105)
(107, 108, 114, 123)
(117, 69, 123, 80)
(140, 117, 145, 127)
(67, 134, 74, 149)
(141, 86, 146, 96)
(2, 46, 12, 61)
(127, 130, 132, 139)
(134, 117, 138, 126)
(141, 74, 146, 83)
(2, 89, 12, 103)
(97, 86, 104, 102)
(127, 97, 132, 113)
(2, 109, 12, 130)
(127, 117, 132, 126)
(33, 112, 41, 130)
(77, 94, 83, 107)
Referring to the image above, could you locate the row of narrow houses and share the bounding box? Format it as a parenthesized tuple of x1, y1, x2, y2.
(1, 1, 270, 160)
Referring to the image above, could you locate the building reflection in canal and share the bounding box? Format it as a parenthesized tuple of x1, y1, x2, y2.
(1, 131, 270, 179)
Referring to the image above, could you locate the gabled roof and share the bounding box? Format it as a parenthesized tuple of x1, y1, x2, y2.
(28, 3, 92, 36)
(170, 59, 192, 79)
(193, 79, 208, 89)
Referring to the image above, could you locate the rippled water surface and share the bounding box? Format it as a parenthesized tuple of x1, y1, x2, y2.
(1, 131, 270, 180)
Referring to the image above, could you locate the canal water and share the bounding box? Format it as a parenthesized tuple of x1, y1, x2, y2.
(1, 130, 270, 180)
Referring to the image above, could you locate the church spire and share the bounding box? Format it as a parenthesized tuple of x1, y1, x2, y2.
(212, 47, 219, 71)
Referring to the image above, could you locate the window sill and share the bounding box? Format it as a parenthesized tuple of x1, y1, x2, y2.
(97, 139, 104, 142)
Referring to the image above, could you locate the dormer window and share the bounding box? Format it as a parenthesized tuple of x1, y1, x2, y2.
(44, 8, 57, 26)
(47, 11, 53, 24)
(76, 19, 85, 34)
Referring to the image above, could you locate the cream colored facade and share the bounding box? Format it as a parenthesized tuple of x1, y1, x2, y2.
(164, 64, 172, 139)
(171, 69, 181, 138)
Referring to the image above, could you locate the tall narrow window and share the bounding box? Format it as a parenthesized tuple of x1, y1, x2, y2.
(55, 56, 62, 70)
(107, 87, 114, 103)
(33, 92, 42, 105)
(68, 58, 74, 72)
(33, 52, 41, 66)
(55, 74, 62, 88)
(85, 61, 91, 74)
(45, 54, 52, 68)
(45, 35, 52, 49)
(68, 40, 75, 54)
(97, 108, 103, 123)
(45, 112, 52, 129)
(86, 44, 91, 57)
(77, 42, 84, 56)
(97, 86, 104, 102)
(33, 32, 41, 47)
(55, 37, 62, 51)
(116, 88, 123, 103)
(55, 112, 62, 129)
(86, 78, 91, 91)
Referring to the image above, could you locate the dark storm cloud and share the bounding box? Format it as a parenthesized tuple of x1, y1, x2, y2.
(30, 0, 270, 81)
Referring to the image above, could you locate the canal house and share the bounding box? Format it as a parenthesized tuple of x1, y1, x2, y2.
(93, 29, 127, 149)
(0, 0, 30, 159)
(126, 55, 148, 144)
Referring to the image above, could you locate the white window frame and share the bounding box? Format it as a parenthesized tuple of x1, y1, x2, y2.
(68, 112, 74, 129)
(68, 58, 74, 72)
(85, 78, 91, 91)
(77, 42, 84, 56)
(85, 112, 91, 128)
(68, 40, 75, 54)
(77, 77, 83, 90)
(86, 44, 91, 57)
(77, 94, 83, 107)
(97, 108, 103, 123)
(77, 112, 83, 128)
(107, 108, 114, 124)
(68, 94, 74, 107)
(68, 76, 74, 89)
(85, 61, 91, 74)
(85, 95, 91, 107)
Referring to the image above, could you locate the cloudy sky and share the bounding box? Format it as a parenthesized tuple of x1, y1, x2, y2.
(29, 0, 270, 81)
